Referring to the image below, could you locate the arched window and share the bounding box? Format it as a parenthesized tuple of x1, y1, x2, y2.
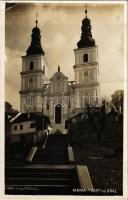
(83, 93, 90, 105)
(83, 54, 88, 62)
(83, 71, 89, 81)
(29, 78, 33, 88)
(30, 61, 34, 70)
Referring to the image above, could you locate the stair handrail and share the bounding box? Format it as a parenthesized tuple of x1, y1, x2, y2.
(76, 165, 93, 190)
(68, 146, 74, 163)
(42, 128, 49, 149)
(26, 147, 37, 162)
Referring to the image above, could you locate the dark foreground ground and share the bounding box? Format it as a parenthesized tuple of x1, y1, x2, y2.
(5, 133, 123, 195)
(72, 141, 122, 195)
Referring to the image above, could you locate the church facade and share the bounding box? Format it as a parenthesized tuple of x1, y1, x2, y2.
(19, 9, 100, 132)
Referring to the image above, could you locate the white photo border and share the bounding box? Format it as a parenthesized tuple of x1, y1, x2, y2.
(0, 1, 127, 199)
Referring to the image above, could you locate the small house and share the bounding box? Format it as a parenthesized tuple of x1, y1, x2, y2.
(10, 112, 51, 145)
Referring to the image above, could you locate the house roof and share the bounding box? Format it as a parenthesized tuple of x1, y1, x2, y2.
(10, 112, 49, 124)
(10, 112, 22, 123)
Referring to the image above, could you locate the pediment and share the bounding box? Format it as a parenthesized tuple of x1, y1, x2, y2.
(50, 72, 68, 82)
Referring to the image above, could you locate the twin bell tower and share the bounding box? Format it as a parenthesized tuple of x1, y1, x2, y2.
(20, 7, 100, 119)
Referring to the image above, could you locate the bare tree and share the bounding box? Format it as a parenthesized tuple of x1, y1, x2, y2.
(86, 100, 106, 144)
(111, 90, 123, 120)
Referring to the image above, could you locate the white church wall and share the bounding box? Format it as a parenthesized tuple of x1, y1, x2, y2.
(22, 54, 45, 72)
(74, 46, 98, 65)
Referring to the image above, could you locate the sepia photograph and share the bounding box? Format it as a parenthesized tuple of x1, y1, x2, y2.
(4, 1, 126, 196)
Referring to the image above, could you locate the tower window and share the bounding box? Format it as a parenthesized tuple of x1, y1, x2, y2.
(83, 93, 90, 105)
(30, 61, 34, 70)
(83, 71, 89, 81)
(29, 78, 34, 88)
(83, 54, 88, 62)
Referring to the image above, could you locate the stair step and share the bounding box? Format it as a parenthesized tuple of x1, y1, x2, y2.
(36, 153, 67, 155)
(5, 166, 79, 195)
(33, 158, 68, 161)
(6, 177, 75, 185)
(6, 166, 75, 172)
(6, 172, 74, 178)
(5, 184, 75, 195)
(32, 147, 69, 164)
(32, 162, 68, 165)
(32, 163, 68, 165)
(5, 135, 80, 195)
(6, 168, 77, 179)
(34, 155, 68, 158)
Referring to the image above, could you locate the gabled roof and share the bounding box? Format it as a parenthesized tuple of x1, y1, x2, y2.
(9, 112, 22, 123)
(10, 112, 49, 124)
(50, 71, 68, 81)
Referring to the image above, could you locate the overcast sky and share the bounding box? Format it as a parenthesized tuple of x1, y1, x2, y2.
(5, 3, 125, 110)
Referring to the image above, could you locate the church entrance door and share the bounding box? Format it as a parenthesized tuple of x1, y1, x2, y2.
(55, 104, 61, 124)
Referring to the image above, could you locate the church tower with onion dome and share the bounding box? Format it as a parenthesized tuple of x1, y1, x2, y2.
(73, 8, 100, 112)
(20, 20, 47, 113)
(19, 7, 101, 132)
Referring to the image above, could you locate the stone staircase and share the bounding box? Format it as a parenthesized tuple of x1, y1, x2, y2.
(5, 134, 93, 195)
(5, 165, 79, 195)
(32, 147, 69, 164)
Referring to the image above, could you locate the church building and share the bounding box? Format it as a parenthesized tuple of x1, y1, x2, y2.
(19, 8, 100, 132)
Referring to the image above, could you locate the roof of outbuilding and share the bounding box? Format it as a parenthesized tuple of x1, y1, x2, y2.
(10, 112, 49, 124)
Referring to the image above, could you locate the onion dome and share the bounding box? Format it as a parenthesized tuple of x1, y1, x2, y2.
(26, 20, 45, 56)
(77, 8, 95, 48)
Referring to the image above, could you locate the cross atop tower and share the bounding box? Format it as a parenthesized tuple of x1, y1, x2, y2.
(26, 12, 45, 56)
(35, 12, 39, 27)
(77, 4, 95, 48)
(58, 65, 60, 72)
(35, 19, 38, 27)
(85, 4, 88, 18)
